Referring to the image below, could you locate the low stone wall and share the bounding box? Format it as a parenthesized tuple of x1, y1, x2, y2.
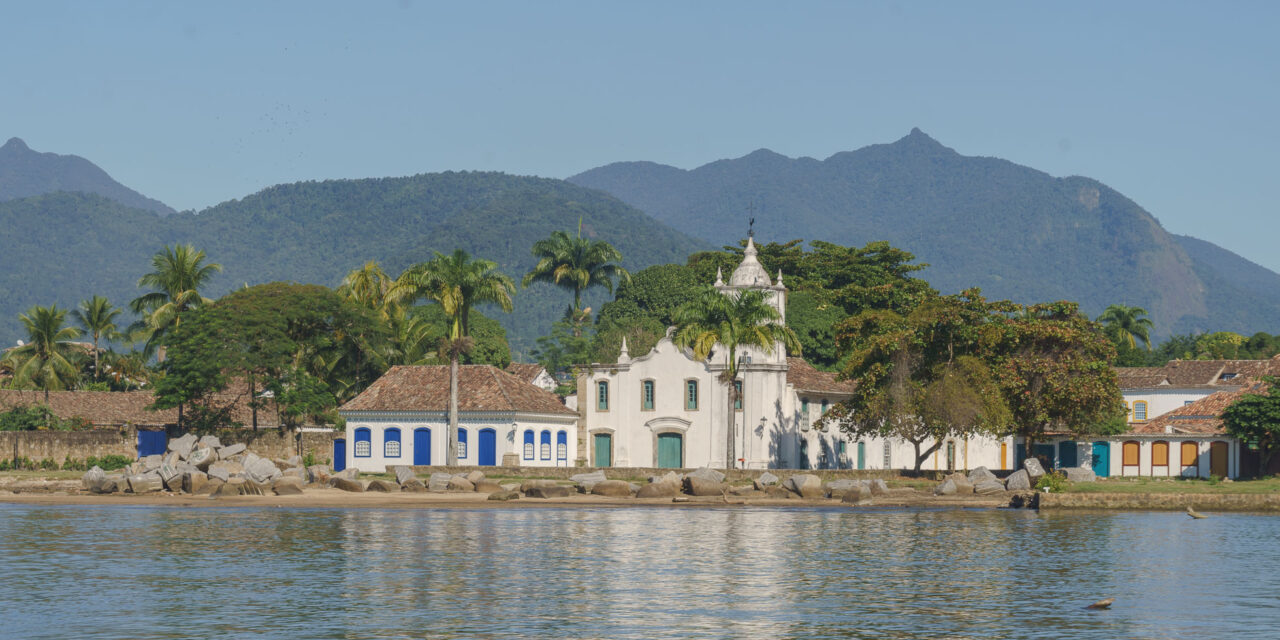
(166, 427, 339, 463)
(400, 465, 947, 481)
(1040, 492, 1280, 512)
(0, 429, 136, 464)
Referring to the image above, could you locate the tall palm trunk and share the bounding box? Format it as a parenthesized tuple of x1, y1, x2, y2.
(92, 333, 100, 381)
(447, 353, 459, 466)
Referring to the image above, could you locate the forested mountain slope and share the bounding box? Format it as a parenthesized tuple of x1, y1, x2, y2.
(0, 137, 175, 215)
(0, 173, 709, 353)
(570, 129, 1280, 337)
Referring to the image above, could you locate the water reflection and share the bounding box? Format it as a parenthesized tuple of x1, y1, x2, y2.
(0, 505, 1277, 639)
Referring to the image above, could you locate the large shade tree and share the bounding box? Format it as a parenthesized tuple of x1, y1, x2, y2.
(71, 295, 122, 381)
(4, 305, 83, 403)
(673, 286, 800, 469)
(395, 250, 515, 465)
(523, 224, 630, 315)
(1222, 376, 1280, 476)
(129, 244, 222, 358)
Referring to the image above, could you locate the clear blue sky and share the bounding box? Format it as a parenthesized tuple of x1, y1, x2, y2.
(3, 1, 1277, 270)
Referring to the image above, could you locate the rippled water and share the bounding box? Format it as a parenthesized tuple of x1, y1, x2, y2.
(1, 504, 1277, 639)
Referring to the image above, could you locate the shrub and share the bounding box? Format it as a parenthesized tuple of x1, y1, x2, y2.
(85, 454, 132, 471)
(61, 456, 87, 471)
(1035, 471, 1069, 493)
(38, 458, 59, 470)
(302, 452, 317, 468)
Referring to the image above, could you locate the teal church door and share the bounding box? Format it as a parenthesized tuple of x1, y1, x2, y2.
(657, 433, 683, 468)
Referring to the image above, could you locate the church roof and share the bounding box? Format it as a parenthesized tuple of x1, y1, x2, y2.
(728, 237, 774, 288)
(340, 365, 574, 415)
(786, 358, 857, 396)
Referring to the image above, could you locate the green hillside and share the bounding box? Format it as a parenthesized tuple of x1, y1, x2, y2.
(0, 173, 710, 355)
(0, 137, 175, 215)
(569, 128, 1280, 338)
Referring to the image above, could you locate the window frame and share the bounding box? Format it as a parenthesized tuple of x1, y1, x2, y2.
(354, 427, 372, 458)
(523, 430, 535, 460)
(1122, 440, 1140, 468)
(685, 379, 699, 411)
(1152, 440, 1169, 468)
(458, 428, 468, 460)
(734, 380, 743, 411)
(540, 430, 552, 461)
(1133, 401, 1148, 421)
(384, 427, 401, 458)
(556, 431, 568, 461)
(597, 380, 609, 412)
(641, 379, 655, 411)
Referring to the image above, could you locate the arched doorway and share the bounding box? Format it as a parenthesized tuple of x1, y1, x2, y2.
(478, 428, 497, 466)
(413, 428, 431, 466)
(657, 432, 683, 468)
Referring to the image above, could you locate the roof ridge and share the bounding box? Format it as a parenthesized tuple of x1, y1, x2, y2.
(488, 365, 517, 411)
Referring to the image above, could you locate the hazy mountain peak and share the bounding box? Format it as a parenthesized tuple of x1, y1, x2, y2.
(1, 137, 29, 152)
(0, 137, 175, 215)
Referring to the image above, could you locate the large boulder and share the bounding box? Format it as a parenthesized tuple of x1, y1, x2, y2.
(401, 479, 427, 492)
(636, 481, 681, 498)
(1005, 469, 1032, 491)
(648, 471, 681, 486)
(283, 467, 306, 480)
(244, 457, 282, 483)
(206, 463, 232, 483)
(683, 476, 727, 496)
(1063, 467, 1097, 483)
(519, 479, 560, 492)
(1023, 457, 1046, 483)
(334, 467, 359, 481)
(754, 471, 780, 490)
(784, 474, 823, 499)
(366, 479, 399, 493)
(447, 476, 475, 492)
(187, 446, 217, 471)
(167, 433, 198, 458)
(763, 485, 797, 499)
(869, 479, 890, 496)
(968, 466, 998, 485)
(944, 472, 974, 494)
(272, 477, 305, 495)
(525, 484, 574, 499)
(570, 470, 608, 485)
(934, 478, 957, 496)
(841, 485, 872, 504)
(81, 466, 105, 491)
(183, 470, 209, 494)
(198, 435, 222, 450)
(93, 475, 125, 494)
(428, 473, 453, 492)
(213, 482, 243, 497)
(128, 474, 163, 494)
(591, 480, 635, 498)
(464, 470, 485, 484)
(393, 466, 416, 485)
(488, 490, 521, 501)
(329, 477, 365, 492)
(824, 479, 869, 498)
(219, 443, 247, 458)
(688, 467, 726, 484)
(474, 479, 503, 493)
(307, 465, 331, 484)
(140, 455, 163, 472)
(974, 479, 1005, 495)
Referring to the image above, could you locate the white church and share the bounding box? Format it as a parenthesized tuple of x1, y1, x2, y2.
(575, 236, 1012, 472)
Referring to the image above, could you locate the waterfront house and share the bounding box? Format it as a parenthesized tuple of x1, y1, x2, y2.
(337, 364, 577, 473)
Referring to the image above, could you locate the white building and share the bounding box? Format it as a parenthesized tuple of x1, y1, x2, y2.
(576, 236, 1010, 471)
(338, 365, 577, 472)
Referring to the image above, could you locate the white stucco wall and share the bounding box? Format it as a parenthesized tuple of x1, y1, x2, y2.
(340, 413, 576, 473)
(1122, 388, 1217, 423)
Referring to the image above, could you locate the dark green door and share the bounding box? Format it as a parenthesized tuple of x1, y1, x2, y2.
(657, 433, 682, 468)
(593, 433, 612, 467)
(1059, 441, 1078, 468)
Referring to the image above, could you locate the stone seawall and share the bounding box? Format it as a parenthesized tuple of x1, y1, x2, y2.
(0, 427, 339, 466)
(0, 429, 136, 463)
(400, 465, 951, 482)
(1040, 492, 1280, 512)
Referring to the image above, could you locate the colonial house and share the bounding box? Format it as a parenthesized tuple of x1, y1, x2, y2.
(576, 236, 1011, 471)
(337, 365, 577, 473)
(505, 363, 558, 393)
(1029, 356, 1280, 479)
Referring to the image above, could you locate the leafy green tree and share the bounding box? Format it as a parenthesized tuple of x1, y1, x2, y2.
(673, 287, 800, 468)
(785, 290, 845, 370)
(395, 250, 515, 465)
(71, 295, 122, 381)
(1096, 304, 1154, 351)
(3, 305, 83, 404)
(128, 244, 222, 358)
(1193, 331, 1247, 359)
(825, 291, 1012, 471)
(1222, 376, 1280, 475)
(523, 224, 630, 314)
(984, 300, 1127, 453)
(151, 283, 376, 430)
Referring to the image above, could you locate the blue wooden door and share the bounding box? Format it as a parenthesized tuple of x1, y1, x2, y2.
(413, 428, 431, 466)
(1091, 441, 1109, 477)
(478, 428, 497, 466)
(137, 430, 166, 457)
(1059, 441, 1078, 468)
(657, 433, 682, 468)
(333, 439, 347, 472)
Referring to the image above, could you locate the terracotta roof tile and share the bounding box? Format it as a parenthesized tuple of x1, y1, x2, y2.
(504, 363, 548, 384)
(1134, 383, 1267, 435)
(0, 389, 176, 426)
(340, 365, 574, 415)
(786, 358, 857, 396)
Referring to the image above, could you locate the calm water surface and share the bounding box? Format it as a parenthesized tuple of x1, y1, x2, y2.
(0, 504, 1276, 639)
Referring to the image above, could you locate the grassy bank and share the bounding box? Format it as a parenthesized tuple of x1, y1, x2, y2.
(1062, 477, 1280, 495)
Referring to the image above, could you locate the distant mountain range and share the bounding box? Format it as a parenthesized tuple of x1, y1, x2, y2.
(0, 147, 708, 353)
(0, 137, 174, 215)
(570, 129, 1280, 338)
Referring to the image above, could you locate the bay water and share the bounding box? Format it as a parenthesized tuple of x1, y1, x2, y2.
(0, 504, 1276, 639)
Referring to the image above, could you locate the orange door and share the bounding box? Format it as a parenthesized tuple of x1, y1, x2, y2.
(1210, 441, 1229, 478)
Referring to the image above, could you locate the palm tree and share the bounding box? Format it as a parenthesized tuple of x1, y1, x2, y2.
(129, 244, 222, 358)
(395, 249, 515, 465)
(339, 260, 398, 320)
(4, 305, 83, 404)
(522, 222, 630, 314)
(1096, 304, 1154, 350)
(71, 295, 122, 381)
(673, 286, 800, 469)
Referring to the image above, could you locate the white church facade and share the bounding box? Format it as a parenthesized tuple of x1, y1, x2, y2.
(576, 237, 1013, 471)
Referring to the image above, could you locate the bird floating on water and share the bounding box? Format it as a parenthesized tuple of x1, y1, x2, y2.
(1085, 598, 1114, 610)
(1187, 506, 1208, 519)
